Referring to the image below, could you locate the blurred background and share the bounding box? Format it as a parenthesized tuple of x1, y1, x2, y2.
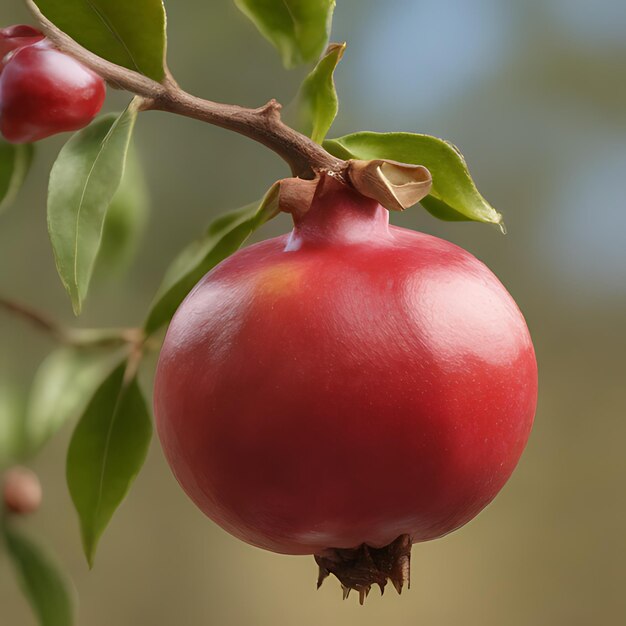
(1, 0, 625, 624)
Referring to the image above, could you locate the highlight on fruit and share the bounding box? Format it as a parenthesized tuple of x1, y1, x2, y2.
(0, 24, 105, 143)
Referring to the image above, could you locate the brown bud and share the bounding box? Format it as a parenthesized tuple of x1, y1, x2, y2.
(3, 466, 42, 515)
(347, 159, 432, 212)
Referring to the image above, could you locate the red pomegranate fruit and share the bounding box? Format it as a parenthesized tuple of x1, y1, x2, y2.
(0, 25, 43, 63)
(0, 39, 105, 143)
(154, 175, 537, 599)
(2, 466, 42, 515)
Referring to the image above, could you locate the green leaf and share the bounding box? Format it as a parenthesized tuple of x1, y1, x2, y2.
(48, 105, 138, 315)
(144, 183, 280, 335)
(324, 132, 503, 225)
(0, 140, 34, 213)
(24, 348, 119, 455)
(29, 0, 167, 82)
(66, 362, 152, 567)
(96, 147, 149, 277)
(234, 0, 335, 68)
(4, 525, 76, 626)
(295, 42, 345, 143)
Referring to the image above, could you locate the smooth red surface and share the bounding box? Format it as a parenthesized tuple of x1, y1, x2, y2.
(0, 25, 43, 63)
(0, 40, 105, 143)
(154, 180, 537, 556)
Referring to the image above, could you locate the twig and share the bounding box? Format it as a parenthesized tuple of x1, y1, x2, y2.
(24, 0, 348, 181)
(0, 295, 68, 342)
(0, 295, 142, 349)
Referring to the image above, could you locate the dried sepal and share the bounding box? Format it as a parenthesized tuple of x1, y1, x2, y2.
(276, 175, 321, 219)
(315, 534, 412, 604)
(348, 159, 432, 211)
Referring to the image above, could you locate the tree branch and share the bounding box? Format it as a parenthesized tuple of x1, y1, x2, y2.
(0, 295, 142, 348)
(0, 296, 66, 342)
(24, 0, 348, 180)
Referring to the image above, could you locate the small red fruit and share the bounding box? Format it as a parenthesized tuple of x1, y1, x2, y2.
(0, 25, 44, 63)
(2, 466, 42, 515)
(0, 39, 105, 143)
(154, 176, 537, 598)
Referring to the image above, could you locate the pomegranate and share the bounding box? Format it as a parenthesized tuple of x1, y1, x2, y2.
(2, 466, 42, 515)
(154, 175, 537, 599)
(0, 39, 105, 144)
(0, 25, 44, 63)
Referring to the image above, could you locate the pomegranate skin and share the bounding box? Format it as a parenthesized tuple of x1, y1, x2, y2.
(0, 41, 105, 143)
(154, 183, 537, 556)
(0, 25, 44, 63)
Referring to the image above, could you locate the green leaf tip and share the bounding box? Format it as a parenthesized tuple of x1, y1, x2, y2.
(296, 42, 345, 144)
(324, 132, 502, 226)
(66, 362, 152, 567)
(234, 0, 335, 68)
(4, 525, 76, 626)
(48, 105, 138, 315)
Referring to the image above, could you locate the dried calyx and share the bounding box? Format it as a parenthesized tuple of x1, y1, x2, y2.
(348, 159, 432, 211)
(277, 158, 432, 218)
(315, 534, 412, 604)
(276, 175, 321, 219)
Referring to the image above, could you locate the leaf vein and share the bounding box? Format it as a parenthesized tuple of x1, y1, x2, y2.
(91, 377, 127, 536)
(71, 116, 121, 297)
(280, 0, 301, 46)
(82, 0, 142, 74)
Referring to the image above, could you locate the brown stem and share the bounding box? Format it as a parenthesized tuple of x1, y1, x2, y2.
(122, 340, 144, 385)
(24, 0, 348, 180)
(147, 95, 345, 180)
(0, 296, 67, 342)
(0, 295, 141, 349)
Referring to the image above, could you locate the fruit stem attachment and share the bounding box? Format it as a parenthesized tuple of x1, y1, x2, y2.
(315, 534, 412, 604)
(23, 0, 348, 181)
